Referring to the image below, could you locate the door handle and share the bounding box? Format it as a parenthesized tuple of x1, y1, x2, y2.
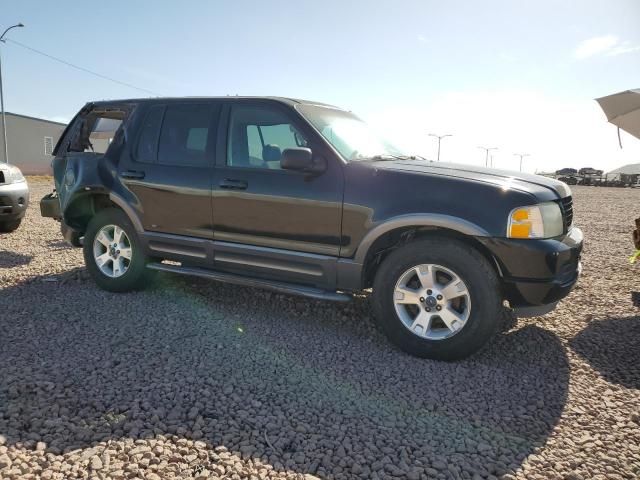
(219, 179, 248, 190)
(121, 170, 146, 179)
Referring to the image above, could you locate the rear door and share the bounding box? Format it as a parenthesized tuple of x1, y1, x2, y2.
(118, 101, 220, 242)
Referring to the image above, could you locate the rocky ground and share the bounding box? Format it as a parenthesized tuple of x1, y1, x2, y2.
(0, 180, 638, 480)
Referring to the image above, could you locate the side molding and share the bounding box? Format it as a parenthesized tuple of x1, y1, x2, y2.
(353, 213, 490, 264)
(108, 192, 144, 233)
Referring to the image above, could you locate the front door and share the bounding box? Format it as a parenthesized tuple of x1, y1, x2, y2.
(211, 101, 344, 286)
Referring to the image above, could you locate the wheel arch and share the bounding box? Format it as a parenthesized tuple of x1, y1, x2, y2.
(63, 191, 143, 234)
(355, 216, 503, 289)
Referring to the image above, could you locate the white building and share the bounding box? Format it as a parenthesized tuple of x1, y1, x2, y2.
(0, 112, 66, 174)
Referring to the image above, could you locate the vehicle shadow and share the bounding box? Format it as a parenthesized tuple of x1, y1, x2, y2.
(0, 249, 32, 268)
(569, 315, 640, 389)
(0, 269, 570, 478)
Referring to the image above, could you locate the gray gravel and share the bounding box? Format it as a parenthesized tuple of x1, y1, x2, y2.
(0, 180, 639, 480)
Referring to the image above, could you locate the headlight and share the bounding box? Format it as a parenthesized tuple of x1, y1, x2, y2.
(3, 165, 25, 184)
(507, 202, 563, 239)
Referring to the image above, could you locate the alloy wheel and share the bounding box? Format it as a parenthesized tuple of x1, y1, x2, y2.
(92, 224, 133, 278)
(393, 263, 471, 340)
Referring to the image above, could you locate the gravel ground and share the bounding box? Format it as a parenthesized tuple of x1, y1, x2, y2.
(0, 180, 639, 480)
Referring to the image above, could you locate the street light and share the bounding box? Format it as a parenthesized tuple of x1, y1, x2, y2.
(514, 153, 530, 172)
(478, 146, 497, 167)
(0, 22, 25, 164)
(428, 133, 452, 162)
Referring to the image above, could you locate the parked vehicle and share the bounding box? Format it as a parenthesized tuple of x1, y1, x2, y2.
(556, 167, 577, 176)
(0, 163, 29, 232)
(558, 176, 578, 185)
(40, 97, 583, 360)
(578, 167, 603, 176)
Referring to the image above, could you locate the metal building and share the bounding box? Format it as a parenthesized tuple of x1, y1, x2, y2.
(0, 112, 66, 174)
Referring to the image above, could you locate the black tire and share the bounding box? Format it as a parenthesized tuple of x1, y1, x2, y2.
(61, 222, 82, 247)
(372, 237, 502, 361)
(0, 219, 22, 233)
(83, 208, 154, 292)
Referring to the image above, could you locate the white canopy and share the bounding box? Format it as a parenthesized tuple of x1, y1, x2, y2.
(596, 89, 640, 142)
(607, 163, 640, 175)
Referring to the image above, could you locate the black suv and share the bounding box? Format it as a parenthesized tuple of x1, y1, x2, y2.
(41, 97, 583, 360)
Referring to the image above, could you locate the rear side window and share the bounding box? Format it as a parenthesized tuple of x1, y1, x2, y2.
(67, 107, 128, 154)
(158, 104, 212, 167)
(88, 118, 122, 154)
(136, 105, 164, 163)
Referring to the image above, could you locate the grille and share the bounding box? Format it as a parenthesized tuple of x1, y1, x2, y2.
(560, 196, 573, 230)
(0, 171, 4, 184)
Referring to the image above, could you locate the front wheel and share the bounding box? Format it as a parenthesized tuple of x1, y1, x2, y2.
(83, 208, 154, 292)
(372, 237, 502, 360)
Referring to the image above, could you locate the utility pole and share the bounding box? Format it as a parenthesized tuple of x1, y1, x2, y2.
(514, 153, 530, 172)
(478, 146, 497, 167)
(0, 23, 25, 164)
(428, 133, 452, 162)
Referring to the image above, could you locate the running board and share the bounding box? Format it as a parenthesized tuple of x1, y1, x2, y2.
(146, 262, 351, 302)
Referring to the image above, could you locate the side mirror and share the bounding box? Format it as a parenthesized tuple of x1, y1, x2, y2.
(281, 148, 326, 174)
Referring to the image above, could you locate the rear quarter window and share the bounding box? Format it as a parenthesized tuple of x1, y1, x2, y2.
(88, 118, 122, 154)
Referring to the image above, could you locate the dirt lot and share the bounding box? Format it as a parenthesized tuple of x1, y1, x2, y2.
(1, 180, 639, 480)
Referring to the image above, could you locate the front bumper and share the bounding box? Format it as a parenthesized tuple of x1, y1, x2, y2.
(478, 227, 583, 315)
(0, 180, 29, 221)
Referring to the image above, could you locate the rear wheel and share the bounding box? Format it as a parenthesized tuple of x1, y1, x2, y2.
(372, 237, 502, 360)
(0, 219, 22, 233)
(83, 208, 154, 292)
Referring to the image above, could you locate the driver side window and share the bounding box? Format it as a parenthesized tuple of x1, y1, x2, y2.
(227, 105, 308, 169)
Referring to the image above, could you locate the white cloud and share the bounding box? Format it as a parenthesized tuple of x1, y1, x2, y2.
(609, 41, 640, 56)
(574, 35, 640, 59)
(417, 34, 428, 44)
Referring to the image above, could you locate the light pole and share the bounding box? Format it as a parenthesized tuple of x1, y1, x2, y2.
(478, 146, 497, 167)
(428, 133, 452, 162)
(0, 23, 25, 164)
(514, 153, 530, 172)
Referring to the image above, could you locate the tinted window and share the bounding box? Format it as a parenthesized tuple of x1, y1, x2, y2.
(228, 105, 308, 169)
(136, 105, 164, 163)
(158, 104, 212, 167)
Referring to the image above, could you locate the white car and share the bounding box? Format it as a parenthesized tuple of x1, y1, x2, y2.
(0, 163, 29, 232)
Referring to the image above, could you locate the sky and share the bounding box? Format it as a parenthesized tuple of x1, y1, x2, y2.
(2, 0, 639, 173)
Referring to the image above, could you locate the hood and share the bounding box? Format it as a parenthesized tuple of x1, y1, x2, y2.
(370, 160, 571, 199)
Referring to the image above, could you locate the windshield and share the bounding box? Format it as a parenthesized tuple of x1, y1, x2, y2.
(296, 104, 407, 161)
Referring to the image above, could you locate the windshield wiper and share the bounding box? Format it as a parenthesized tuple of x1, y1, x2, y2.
(357, 153, 433, 163)
(370, 154, 402, 161)
(362, 154, 412, 162)
(367, 154, 433, 162)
